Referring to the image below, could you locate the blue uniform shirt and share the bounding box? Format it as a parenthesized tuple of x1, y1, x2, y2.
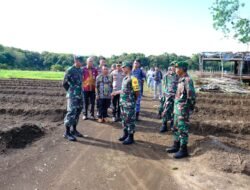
(132, 68, 145, 84)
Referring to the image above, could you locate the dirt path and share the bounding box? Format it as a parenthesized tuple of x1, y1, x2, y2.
(0, 118, 180, 190)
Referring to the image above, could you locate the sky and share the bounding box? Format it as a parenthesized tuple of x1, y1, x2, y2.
(0, 0, 249, 57)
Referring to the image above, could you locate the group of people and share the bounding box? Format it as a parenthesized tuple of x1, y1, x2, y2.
(146, 66, 164, 100)
(63, 56, 144, 145)
(62, 55, 196, 159)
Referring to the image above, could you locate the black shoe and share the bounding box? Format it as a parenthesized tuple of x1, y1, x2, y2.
(123, 134, 134, 145)
(136, 112, 140, 121)
(71, 125, 83, 137)
(71, 130, 84, 138)
(118, 130, 128, 141)
(160, 125, 168, 133)
(174, 144, 189, 159)
(63, 132, 77, 141)
(166, 141, 180, 153)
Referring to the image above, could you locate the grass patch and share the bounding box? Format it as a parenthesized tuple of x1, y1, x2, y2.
(0, 70, 64, 80)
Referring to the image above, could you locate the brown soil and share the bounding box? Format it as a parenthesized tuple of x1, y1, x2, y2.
(0, 79, 250, 190)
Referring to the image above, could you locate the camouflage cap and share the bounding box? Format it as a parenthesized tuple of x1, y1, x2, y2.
(122, 61, 132, 68)
(116, 62, 122, 66)
(175, 61, 188, 69)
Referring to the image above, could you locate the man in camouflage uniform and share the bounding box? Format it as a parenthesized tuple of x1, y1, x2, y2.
(159, 62, 179, 133)
(111, 61, 140, 145)
(63, 55, 84, 141)
(166, 61, 196, 159)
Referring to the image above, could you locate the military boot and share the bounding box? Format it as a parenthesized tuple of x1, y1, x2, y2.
(64, 126, 76, 141)
(118, 129, 128, 141)
(123, 134, 134, 145)
(136, 112, 140, 121)
(174, 144, 189, 159)
(160, 124, 168, 133)
(71, 125, 83, 138)
(166, 141, 180, 153)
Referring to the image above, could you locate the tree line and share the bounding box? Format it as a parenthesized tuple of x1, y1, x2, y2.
(0, 44, 199, 71)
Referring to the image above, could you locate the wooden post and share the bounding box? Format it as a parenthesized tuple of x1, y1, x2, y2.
(240, 60, 243, 82)
(220, 53, 224, 78)
(199, 54, 203, 72)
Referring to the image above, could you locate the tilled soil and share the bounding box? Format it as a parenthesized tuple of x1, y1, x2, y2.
(0, 79, 250, 190)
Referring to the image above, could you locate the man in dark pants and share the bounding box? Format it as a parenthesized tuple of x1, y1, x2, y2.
(82, 57, 98, 120)
(63, 55, 84, 141)
(96, 65, 112, 123)
(96, 57, 107, 117)
(110, 62, 125, 122)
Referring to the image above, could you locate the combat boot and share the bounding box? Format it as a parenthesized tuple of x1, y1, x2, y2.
(166, 141, 180, 153)
(118, 129, 128, 141)
(160, 124, 168, 133)
(136, 112, 140, 121)
(64, 126, 76, 141)
(123, 134, 134, 145)
(71, 125, 83, 138)
(174, 144, 189, 159)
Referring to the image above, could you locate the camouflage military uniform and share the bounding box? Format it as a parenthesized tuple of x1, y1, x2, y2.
(173, 73, 196, 145)
(158, 95, 166, 117)
(162, 70, 179, 128)
(120, 74, 140, 134)
(63, 66, 83, 128)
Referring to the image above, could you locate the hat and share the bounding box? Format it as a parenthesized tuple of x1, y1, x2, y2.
(175, 61, 188, 69)
(122, 61, 132, 68)
(116, 62, 122, 66)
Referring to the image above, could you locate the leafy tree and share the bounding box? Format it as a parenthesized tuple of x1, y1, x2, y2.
(0, 43, 202, 71)
(210, 0, 250, 46)
(51, 64, 65, 71)
(188, 54, 199, 70)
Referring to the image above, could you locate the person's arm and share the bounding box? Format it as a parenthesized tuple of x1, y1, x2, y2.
(162, 74, 166, 88)
(96, 76, 100, 100)
(62, 69, 72, 91)
(95, 68, 98, 78)
(185, 77, 196, 113)
(109, 75, 113, 98)
(142, 70, 146, 81)
(110, 72, 114, 88)
(111, 90, 122, 96)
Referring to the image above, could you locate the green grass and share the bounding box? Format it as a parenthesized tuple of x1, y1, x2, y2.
(0, 69, 64, 80)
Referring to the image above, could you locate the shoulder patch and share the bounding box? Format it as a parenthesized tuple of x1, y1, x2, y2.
(131, 77, 140, 92)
